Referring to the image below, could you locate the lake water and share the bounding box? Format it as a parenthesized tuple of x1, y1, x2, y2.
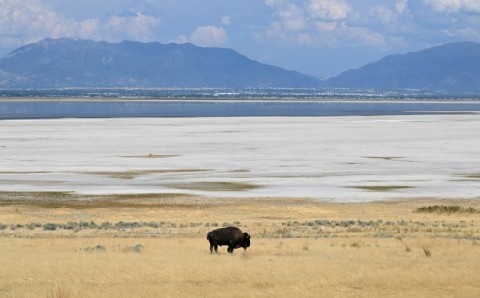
(1, 100, 480, 119)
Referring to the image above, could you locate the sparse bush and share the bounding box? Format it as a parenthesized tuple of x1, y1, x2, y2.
(83, 245, 106, 253)
(274, 227, 293, 238)
(26, 223, 37, 230)
(79, 221, 90, 228)
(415, 205, 479, 214)
(423, 247, 432, 257)
(46, 285, 71, 298)
(95, 245, 106, 252)
(351, 242, 361, 248)
(43, 223, 57, 231)
(62, 222, 78, 230)
(147, 222, 160, 228)
(132, 244, 143, 253)
(123, 244, 143, 253)
(100, 222, 112, 230)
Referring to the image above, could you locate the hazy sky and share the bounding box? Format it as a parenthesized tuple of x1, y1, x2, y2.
(1, 0, 480, 78)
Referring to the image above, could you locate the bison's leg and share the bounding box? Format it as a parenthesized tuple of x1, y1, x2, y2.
(209, 243, 214, 253)
(227, 245, 234, 253)
(214, 245, 218, 253)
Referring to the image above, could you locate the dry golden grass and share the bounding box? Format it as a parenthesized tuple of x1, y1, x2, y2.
(1, 195, 480, 297)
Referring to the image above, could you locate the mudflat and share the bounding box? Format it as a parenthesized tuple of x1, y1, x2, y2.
(1, 114, 480, 200)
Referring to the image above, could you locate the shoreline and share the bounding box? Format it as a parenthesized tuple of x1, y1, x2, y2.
(1, 96, 480, 103)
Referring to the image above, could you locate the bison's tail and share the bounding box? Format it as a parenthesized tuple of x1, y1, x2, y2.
(206, 232, 211, 240)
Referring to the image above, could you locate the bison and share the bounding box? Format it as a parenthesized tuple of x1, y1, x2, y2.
(206, 227, 250, 253)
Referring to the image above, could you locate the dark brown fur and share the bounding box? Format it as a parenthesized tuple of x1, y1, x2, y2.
(206, 227, 251, 253)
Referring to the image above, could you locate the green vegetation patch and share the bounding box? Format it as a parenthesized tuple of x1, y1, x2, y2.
(349, 185, 413, 192)
(415, 205, 480, 214)
(167, 181, 261, 192)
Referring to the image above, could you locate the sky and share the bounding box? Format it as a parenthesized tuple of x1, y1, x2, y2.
(1, 0, 480, 79)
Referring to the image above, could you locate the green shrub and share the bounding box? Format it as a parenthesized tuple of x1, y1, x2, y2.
(123, 244, 144, 253)
(43, 223, 57, 231)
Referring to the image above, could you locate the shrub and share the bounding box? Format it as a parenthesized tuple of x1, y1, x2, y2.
(123, 244, 144, 253)
(351, 242, 361, 248)
(62, 222, 78, 230)
(95, 245, 106, 252)
(416, 205, 479, 214)
(43, 223, 57, 231)
(100, 222, 112, 230)
(26, 223, 37, 230)
(423, 247, 432, 257)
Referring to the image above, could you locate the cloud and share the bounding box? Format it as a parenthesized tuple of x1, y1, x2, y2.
(261, 0, 480, 51)
(396, 0, 408, 14)
(266, 0, 306, 31)
(173, 26, 228, 47)
(308, 0, 351, 21)
(297, 33, 312, 44)
(0, 0, 70, 46)
(262, 0, 384, 48)
(171, 35, 189, 44)
(0, 0, 161, 48)
(106, 12, 160, 42)
(189, 26, 228, 47)
(423, 0, 480, 14)
(222, 16, 231, 26)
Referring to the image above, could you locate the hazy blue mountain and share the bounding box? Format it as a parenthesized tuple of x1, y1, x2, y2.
(324, 42, 480, 92)
(0, 38, 320, 88)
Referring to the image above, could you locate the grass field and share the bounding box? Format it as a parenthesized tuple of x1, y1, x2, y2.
(1, 194, 480, 297)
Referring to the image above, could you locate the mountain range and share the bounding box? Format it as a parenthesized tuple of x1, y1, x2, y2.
(324, 41, 480, 92)
(1, 38, 480, 92)
(0, 38, 319, 88)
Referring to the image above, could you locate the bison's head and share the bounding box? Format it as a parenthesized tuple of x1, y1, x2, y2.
(242, 233, 251, 250)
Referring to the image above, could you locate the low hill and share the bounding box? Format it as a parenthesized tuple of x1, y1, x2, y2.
(0, 38, 320, 88)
